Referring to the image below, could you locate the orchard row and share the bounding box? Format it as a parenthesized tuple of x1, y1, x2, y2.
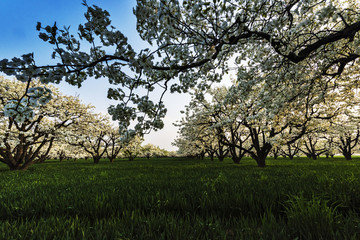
(0, 77, 173, 170)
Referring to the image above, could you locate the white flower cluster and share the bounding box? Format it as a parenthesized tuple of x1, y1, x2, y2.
(4, 99, 35, 123)
(3, 87, 52, 123)
(0, 0, 357, 135)
(120, 129, 136, 143)
(27, 87, 52, 106)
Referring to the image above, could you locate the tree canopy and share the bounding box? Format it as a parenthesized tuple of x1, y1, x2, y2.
(0, 77, 93, 170)
(0, 0, 359, 134)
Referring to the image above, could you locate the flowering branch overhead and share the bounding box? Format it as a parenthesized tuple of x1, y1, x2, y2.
(0, 0, 359, 133)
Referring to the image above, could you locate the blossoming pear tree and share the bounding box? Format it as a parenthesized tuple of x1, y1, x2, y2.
(328, 106, 360, 160)
(140, 144, 165, 159)
(173, 96, 229, 160)
(122, 135, 143, 161)
(64, 113, 112, 164)
(177, 64, 350, 166)
(105, 126, 125, 163)
(195, 86, 251, 163)
(0, 77, 94, 170)
(277, 127, 302, 159)
(47, 141, 88, 161)
(335, 126, 360, 160)
(1, 0, 359, 134)
(298, 134, 330, 159)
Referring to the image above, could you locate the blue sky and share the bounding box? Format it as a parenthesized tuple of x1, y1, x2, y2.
(0, 0, 190, 151)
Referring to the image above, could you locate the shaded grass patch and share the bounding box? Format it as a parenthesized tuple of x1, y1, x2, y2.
(0, 157, 360, 239)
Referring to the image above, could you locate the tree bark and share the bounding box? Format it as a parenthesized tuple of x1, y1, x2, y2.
(232, 157, 241, 164)
(342, 151, 352, 160)
(93, 156, 101, 164)
(9, 161, 33, 170)
(209, 152, 214, 161)
(255, 157, 266, 168)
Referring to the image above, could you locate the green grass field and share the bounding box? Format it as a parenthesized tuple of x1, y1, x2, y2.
(0, 157, 360, 239)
